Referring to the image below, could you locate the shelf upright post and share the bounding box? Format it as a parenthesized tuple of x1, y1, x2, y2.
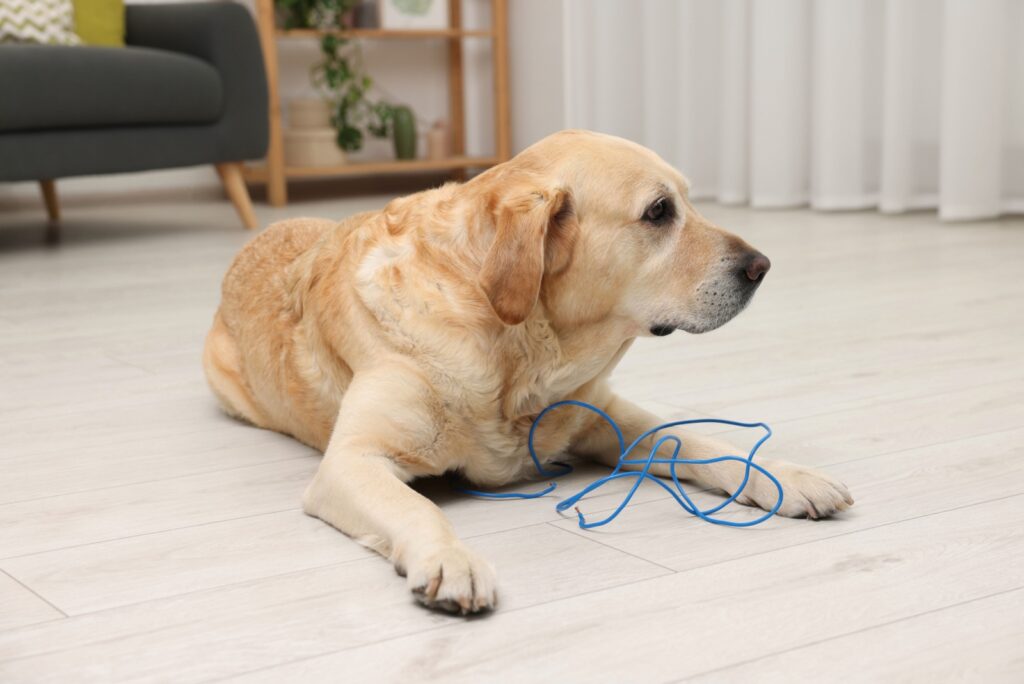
(492, 0, 510, 162)
(447, 0, 467, 180)
(256, 0, 288, 206)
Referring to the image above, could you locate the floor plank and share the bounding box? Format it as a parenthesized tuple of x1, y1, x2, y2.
(0, 459, 315, 559)
(0, 571, 63, 631)
(705, 377, 1024, 467)
(219, 495, 1024, 683)
(686, 587, 1024, 682)
(550, 426, 1024, 571)
(1, 199, 1022, 681)
(0, 525, 668, 683)
(0, 511, 374, 615)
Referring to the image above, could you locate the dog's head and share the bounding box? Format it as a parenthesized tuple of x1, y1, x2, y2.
(474, 130, 770, 336)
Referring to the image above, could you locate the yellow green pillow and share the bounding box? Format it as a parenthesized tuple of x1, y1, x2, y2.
(73, 0, 124, 46)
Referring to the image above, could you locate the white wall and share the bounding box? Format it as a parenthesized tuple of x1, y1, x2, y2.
(0, 0, 501, 207)
(507, 0, 569, 154)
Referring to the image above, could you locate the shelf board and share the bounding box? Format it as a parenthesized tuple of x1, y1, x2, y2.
(276, 28, 493, 39)
(242, 156, 500, 181)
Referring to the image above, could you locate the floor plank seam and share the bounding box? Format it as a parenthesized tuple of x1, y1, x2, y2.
(0, 455, 314, 509)
(0, 586, 359, 665)
(1, 423, 288, 459)
(100, 350, 160, 376)
(647, 348, 1024, 414)
(0, 558, 376, 647)
(806, 422, 1024, 470)
(0, 568, 68, 619)
(0, 422, 293, 459)
(642, 489, 1024, 574)
(543, 521, 680, 573)
(9, 552, 378, 628)
(0, 506, 303, 563)
(673, 584, 1024, 683)
(690, 373, 1024, 438)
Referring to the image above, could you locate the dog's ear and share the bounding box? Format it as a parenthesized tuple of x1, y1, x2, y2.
(479, 183, 575, 325)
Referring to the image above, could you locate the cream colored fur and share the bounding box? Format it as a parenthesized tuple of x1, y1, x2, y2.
(203, 131, 853, 615)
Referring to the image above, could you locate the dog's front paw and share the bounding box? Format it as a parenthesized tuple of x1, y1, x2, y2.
(406, 542, 497, 615)
(737, 460, 854, 519)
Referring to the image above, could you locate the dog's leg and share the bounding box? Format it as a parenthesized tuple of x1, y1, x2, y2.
(302, 368, 496, 614)
(570, 390, 853, 519)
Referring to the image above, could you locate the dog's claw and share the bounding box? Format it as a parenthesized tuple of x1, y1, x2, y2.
(425, 575, 442, 601)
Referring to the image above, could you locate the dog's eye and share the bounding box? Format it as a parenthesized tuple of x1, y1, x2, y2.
(643, 198, 673, 224)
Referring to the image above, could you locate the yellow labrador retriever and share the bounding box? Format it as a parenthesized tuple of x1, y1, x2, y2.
(203, 130, 852, 614)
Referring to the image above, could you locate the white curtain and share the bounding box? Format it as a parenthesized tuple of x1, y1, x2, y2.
(561, 0, 1024, 221)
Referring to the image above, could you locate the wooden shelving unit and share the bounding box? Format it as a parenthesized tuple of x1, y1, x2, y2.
(246, 0, 510, 206)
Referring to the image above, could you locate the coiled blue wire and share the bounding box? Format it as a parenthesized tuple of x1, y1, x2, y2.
(461, 400, 784, 529)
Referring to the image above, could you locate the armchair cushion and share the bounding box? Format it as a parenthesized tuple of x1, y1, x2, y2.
(0, 2, 267, 182)
(0, 44, 222, 132)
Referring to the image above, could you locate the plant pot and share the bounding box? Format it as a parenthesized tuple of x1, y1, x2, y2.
(288, 98, 332, 130)
(427, 120, 449, 159)
(284, 128, 347, 167)
(391, 106, 417, 160)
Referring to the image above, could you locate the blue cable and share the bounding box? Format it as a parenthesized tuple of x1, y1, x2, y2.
(460, 400, 784, 529)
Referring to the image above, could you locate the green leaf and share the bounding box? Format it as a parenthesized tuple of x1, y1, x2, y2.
(337, 126, 363, 151)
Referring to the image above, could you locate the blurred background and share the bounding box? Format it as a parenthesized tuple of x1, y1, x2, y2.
(3, 0, 1022, 220)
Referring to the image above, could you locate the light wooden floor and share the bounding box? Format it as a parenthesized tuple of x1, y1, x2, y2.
(1, 196, 1022, 683)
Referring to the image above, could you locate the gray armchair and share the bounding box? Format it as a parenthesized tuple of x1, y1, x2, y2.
(0, 2, 268, 229)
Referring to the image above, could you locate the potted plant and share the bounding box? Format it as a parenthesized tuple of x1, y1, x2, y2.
(275, 0, 353, 30)
(313, 33, 396, 154)
(276, 1, 418, 158)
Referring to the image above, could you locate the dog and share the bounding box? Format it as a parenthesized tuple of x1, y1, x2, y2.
(203, 130, 853, 615)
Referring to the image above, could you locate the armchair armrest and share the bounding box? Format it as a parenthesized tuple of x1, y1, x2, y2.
(125, 2, 268, 161)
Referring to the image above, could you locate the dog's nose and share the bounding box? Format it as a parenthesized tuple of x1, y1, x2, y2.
(742, 252, 771, 282)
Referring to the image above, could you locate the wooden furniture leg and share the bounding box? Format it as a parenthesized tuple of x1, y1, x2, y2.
(39, 179, 60, 222)
(216, 163, 258, 229)
(255, 0, 286, 206)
